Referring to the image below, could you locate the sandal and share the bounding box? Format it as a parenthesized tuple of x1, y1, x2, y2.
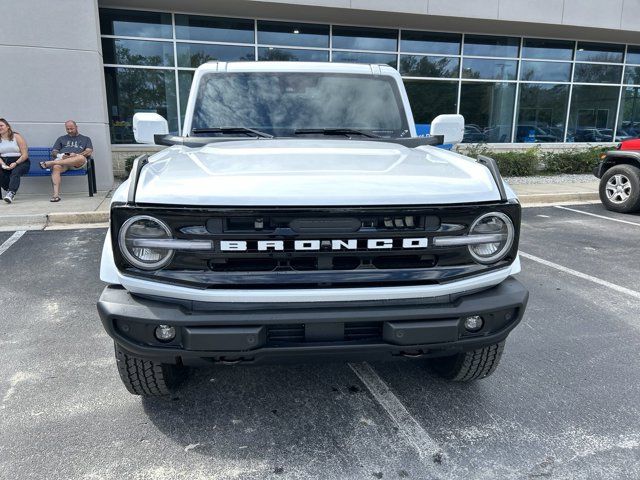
(39, 161, 50, 170)
(50, 196, 61, 202)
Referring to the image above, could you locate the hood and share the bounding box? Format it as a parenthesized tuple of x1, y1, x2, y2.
(134, 139, 503, 206)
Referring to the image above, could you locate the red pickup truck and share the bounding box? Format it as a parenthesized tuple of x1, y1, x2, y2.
(594, 139, 640, 212)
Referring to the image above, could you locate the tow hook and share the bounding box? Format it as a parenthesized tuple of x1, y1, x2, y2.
(219, 357, 246, 365)
(399, 350, 426, 358)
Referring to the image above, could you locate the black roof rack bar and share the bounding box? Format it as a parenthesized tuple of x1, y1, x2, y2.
(477, 155, 507, 202)
(127, 154, 149, 205)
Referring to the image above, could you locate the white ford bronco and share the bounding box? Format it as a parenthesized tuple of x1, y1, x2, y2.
(97, 62, 528, 397)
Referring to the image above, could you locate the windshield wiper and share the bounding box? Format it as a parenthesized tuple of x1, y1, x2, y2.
(191, 127, 273, 138)
(293, 128, 380, 138)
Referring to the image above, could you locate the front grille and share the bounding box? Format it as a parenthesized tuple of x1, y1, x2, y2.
(111, 203, 521, 288)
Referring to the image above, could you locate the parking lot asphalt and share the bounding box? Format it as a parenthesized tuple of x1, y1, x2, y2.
(1, 204, 639, 480)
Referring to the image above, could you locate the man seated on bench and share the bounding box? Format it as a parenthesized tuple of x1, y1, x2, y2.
(39, 120, 93, 202)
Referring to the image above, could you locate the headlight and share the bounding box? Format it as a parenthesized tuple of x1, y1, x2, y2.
(467, 212, 514, 264)
(118, 215, 174, 270)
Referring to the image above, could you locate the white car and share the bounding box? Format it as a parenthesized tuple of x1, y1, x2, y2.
(97, 62, 528, 397)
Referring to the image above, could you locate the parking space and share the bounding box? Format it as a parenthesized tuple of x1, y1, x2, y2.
(0, 231, 18, 247)
(519, 204, 640, 291)
(1, 205, 640, 479)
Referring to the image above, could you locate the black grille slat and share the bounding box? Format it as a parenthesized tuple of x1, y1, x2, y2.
(266, 322, 383, 346)
(344, 322, 383, 341)
(267, 325, 305, 343)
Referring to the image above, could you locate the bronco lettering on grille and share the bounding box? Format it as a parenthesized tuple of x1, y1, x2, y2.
(219, 238, 429, 252)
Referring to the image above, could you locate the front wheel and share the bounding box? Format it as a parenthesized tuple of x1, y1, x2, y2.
(599, 164, 640, 213)
(114, 342, 186, 397)
(430, 342, 505, 382)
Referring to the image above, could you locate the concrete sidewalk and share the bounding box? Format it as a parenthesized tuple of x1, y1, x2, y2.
(0, 189, 113, 230)
(0, 179, 600, 230)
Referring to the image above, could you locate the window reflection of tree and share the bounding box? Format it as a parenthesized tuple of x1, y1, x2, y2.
(108, 47, 176, 143)
(114, 43, 168, 66)
(400, 56, 457, 77)
(260, 49, 300, 61)
(178, 50, 255, 68)
(574, 64, 622, 83)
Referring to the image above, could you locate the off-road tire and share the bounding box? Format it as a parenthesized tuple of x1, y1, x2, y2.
(599, 164, 640, 213)
(114, 342, 185, 397)
(430, 341, 505, 382)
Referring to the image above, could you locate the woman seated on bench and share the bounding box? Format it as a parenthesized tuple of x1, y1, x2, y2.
(0, 118, 30, 204)
(39, 120, 92, 202)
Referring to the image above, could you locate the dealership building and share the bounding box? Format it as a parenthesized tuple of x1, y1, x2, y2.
(2, 0, 640, 191)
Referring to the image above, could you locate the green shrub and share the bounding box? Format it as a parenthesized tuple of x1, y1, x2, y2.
(490, 148, 540, 177)
(461, 144, 612, 176)
(462, 146, 541, 176)
(124, 155, 138, 175)
(542, 146, 608, 174)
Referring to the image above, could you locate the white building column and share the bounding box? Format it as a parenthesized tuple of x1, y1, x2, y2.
(0, 0, 112, 193)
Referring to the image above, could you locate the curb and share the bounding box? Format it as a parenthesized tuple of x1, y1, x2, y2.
(0, 211, 109, 229)
(47, 211, 110, 225)
(0, 214, 47, 229)
(518, 192, 599, 206)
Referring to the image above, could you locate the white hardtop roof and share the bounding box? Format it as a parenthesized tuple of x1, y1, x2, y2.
(195, 61, 397, 75)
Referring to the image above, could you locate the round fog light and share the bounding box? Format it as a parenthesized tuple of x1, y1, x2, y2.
(463, 315, 484, 332)
(155, 324, 176, 342)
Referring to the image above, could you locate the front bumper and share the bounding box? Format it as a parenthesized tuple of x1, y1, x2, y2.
(97, 277, 528, 366)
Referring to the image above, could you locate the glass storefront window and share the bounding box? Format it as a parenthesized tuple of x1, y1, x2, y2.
(574, 64, 623, 84)
(575, 42, 624, 63)
(516, 84, 569, 142)
(522, 39, 574, 60)
(520, 61, 571, 82)
(99, 8, 640, 144)
(404, 80, 458, 124)
(627, 47, 640, 65)
(178, 71, 195, 121)
(175, 15, 254, 43)
(100, 8, 172, 38)
(460, 82, 516, 143)
(332, 26, 397, 51)
(625, 66, 640, 85)
(400, 55, 459, 78)
(104, 67, 178, 143)
(332, 51, 396, 67)
(102, 38, 174, 67)
(462, 58, 517, 80)
(567, 85, 619, 142)
(464, 35, 519, 58)
(258, 21, 329, 48)
(177, 43, 255, 68)
(618, 87, 640, 139)
(258, 47, 329, 62)
(400, 31, 461, 55)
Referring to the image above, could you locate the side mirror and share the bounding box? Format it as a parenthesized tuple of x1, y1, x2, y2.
(133, 112, 169, 144)
(430, 114, 465, 145)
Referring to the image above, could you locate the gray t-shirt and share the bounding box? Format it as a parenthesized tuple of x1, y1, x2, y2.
(53, 134, 93, 154)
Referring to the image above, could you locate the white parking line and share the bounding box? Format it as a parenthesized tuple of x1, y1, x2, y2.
(349, 362, 442, 462)
(0, 231, 25, 256)
(555, 206, 640, 226)
(520, 251, 640, 300)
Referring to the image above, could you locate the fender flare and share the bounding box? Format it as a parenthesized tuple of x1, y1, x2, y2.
(595, 151, 640, 178)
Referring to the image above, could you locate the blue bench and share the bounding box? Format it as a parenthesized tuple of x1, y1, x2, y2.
(26, 147, 97, 197)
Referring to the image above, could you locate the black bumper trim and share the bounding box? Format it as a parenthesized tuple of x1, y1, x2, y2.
(97, 277, 528, 363)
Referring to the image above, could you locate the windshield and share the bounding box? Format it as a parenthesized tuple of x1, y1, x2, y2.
(191, 72, 410, 138)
